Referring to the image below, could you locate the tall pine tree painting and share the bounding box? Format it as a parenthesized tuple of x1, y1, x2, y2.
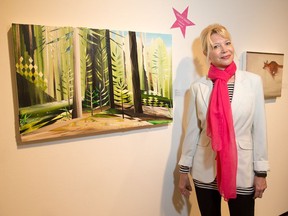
(12, 23, 173, 144)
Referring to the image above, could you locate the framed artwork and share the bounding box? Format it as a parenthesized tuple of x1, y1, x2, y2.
(245, 51, 284, 99)
(12, 23, 173, 144)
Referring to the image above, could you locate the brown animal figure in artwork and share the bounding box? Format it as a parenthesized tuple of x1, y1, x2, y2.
(263, 60, 283, 79)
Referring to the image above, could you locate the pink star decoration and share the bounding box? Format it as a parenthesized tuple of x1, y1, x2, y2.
(171, 6, 195, 38)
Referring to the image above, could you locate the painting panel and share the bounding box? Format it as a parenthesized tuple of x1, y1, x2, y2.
(12, 23, 173, 144)
(245, 51, 284, 99)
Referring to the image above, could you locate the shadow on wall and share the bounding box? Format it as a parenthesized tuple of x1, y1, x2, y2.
(192, 37, 209, 77)
(160, 37, 208, 215)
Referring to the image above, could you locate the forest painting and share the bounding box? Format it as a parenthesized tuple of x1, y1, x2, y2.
(12, 23, 173, 144)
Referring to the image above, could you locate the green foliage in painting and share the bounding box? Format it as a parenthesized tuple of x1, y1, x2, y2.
(95, 82, 109, 111)
(149, 38, 172, 99)
(80, 29, 110, 111)
(111, 44, 131, 107)
(12, 24, 75, 107)
(114, 78, 131, 118)
(82, 54, 97, 115)
(18, 101, 70, 134)
(141, 91, 173, 108)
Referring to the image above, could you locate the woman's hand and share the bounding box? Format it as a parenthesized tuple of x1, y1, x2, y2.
(178, 173, 192, 197)
(253, 176, 267, 199)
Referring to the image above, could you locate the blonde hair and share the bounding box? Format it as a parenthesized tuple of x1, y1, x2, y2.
(200, 24, 232, 56)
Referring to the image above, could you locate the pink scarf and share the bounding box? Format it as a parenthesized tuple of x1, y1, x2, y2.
(206, 61, 238, 200)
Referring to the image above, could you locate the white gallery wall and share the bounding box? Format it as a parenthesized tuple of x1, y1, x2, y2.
(0, 0, 288, 216)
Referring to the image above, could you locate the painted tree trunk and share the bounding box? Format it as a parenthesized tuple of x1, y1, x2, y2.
(129, 31, 143, 114)
(72, 28, 82, 119)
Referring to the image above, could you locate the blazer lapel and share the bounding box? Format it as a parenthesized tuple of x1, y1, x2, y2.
(231, 70, 245, 115)
(199, 77, 213, 108)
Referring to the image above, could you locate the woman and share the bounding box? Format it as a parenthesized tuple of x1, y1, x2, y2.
(178, 24, 269, 216)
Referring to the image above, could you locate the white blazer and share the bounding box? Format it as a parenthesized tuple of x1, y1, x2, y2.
(179, 70, 270, 188)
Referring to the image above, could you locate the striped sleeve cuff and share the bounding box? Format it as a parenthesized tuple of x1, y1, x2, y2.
(179, 165, 190, 174)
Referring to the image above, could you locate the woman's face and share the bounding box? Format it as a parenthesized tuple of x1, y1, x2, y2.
(208, 33, 234, 69)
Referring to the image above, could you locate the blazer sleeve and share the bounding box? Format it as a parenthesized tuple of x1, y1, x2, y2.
(252, 76, 270, 172)
(178, 84, 201, 168)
